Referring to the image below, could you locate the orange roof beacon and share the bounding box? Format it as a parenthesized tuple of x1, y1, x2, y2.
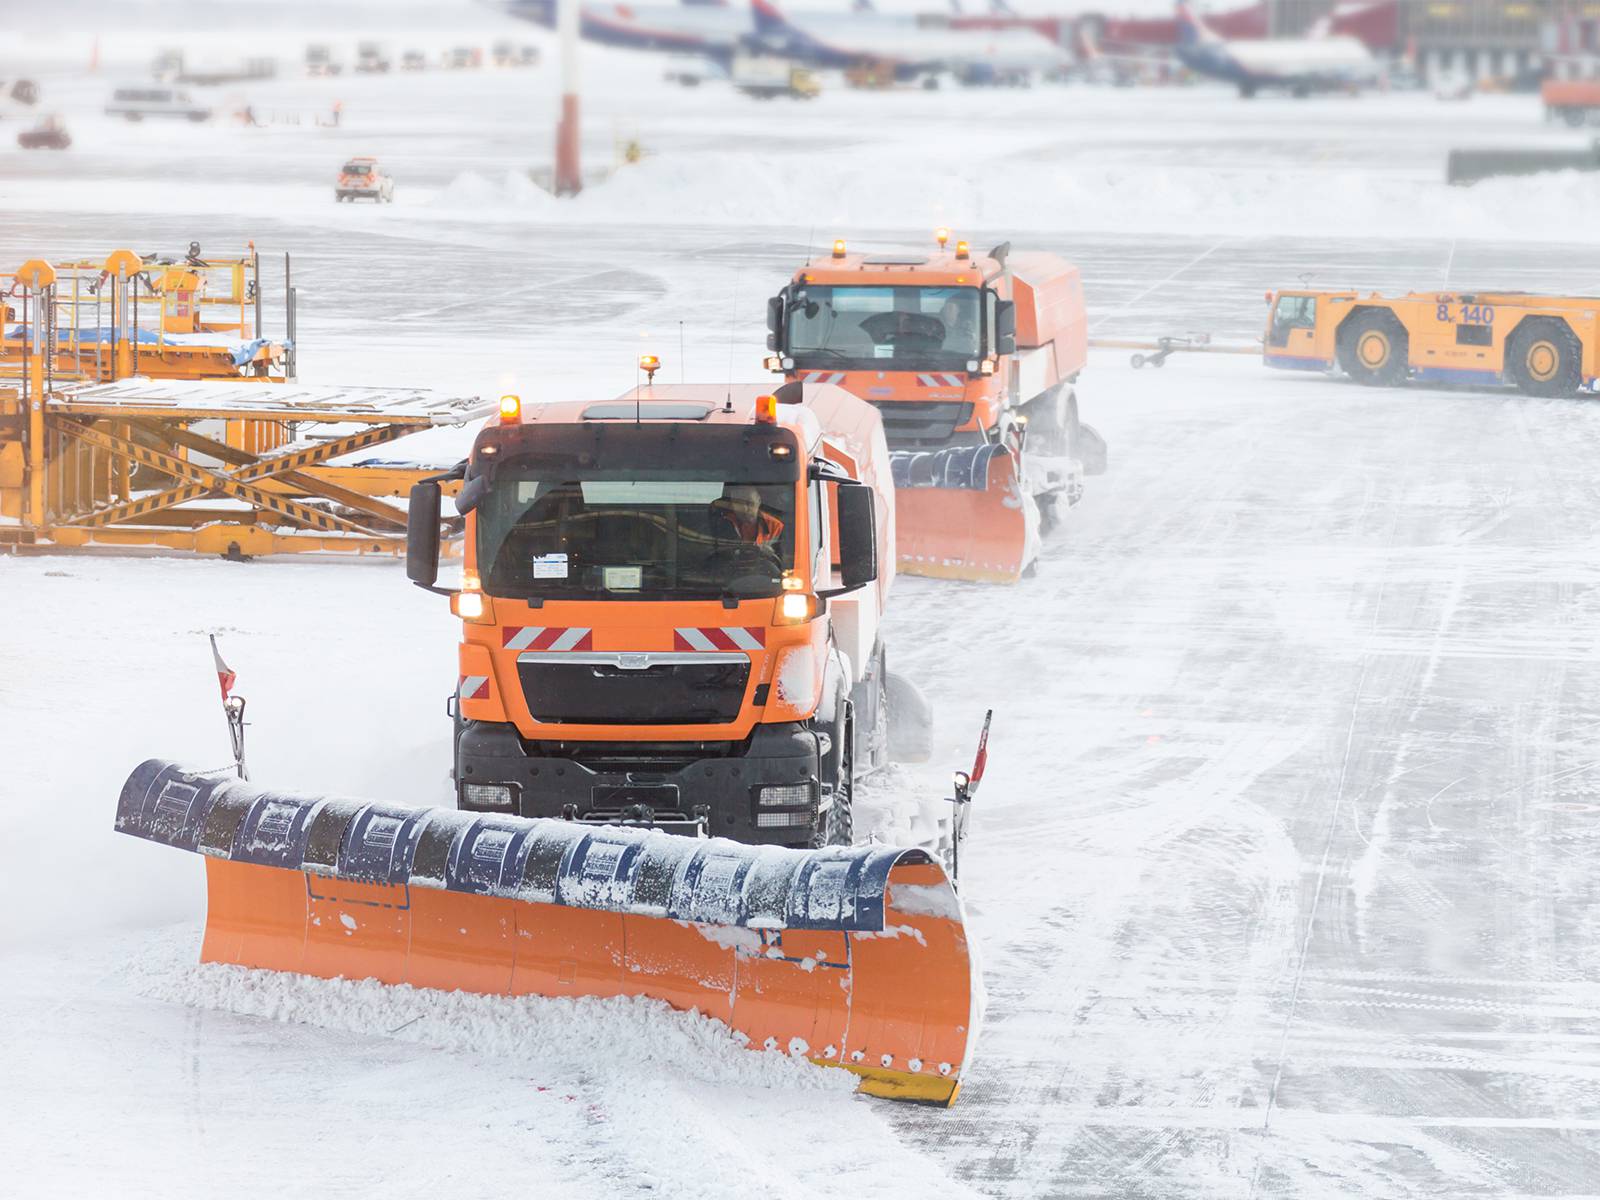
(766, 235, 1107, 583)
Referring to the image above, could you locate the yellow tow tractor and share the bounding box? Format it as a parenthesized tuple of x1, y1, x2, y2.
(1264, 288, 1600, 397)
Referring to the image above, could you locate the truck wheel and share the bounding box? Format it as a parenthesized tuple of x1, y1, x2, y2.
(1507, 320, 1581, 397)
(1337, 311, 1408, 387)
(826, 725, 854, 846)
(814, 706, 854, 848)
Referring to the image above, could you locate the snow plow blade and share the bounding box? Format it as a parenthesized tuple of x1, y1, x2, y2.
(115, 760, 978, 1105)
(890, 444, 1035, 584)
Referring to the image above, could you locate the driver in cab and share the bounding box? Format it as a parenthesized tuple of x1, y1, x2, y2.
(711, 484, 784, 546)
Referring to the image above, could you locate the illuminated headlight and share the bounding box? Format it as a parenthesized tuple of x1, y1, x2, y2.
(764, 354, 783, 371)
(756, 809, 815, 828)
(757, 783, 814, 808)
(461, 783, 515, 811)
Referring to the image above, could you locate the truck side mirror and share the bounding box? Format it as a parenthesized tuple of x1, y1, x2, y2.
(406, 481, 442, 588)
(834, 483, 877, 591)
(994, 300, 1017, 356)
(766, 294, 785, 336)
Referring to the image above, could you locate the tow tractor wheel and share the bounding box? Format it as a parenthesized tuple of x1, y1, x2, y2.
(1507, 320, 1581, 397)
(1337, 311, 1409, 387)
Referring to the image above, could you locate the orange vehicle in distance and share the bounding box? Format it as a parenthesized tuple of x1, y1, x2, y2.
(336, 156, 394, 203)
(1265, 288, 1600, 397)
(766, 234, 1105, 583)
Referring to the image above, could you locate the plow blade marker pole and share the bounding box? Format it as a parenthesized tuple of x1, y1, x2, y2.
(115, 760, 980, 1105)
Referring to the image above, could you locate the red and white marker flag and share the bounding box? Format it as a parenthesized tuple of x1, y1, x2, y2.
(209, 634, 237, 701)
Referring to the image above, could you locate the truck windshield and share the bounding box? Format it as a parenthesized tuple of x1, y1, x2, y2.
(477, 469, 797, 600)
(786, 285, 981, 369)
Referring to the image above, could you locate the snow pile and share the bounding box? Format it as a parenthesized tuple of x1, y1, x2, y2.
(140, 960, 856, 1094)
(431, 169, 558, 214)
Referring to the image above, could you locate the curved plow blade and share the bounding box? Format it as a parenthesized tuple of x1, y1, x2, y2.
(115, 760, 979, 1105)
(890, 444, 1036, 583)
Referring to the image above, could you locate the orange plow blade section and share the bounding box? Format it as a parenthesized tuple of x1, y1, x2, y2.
(890, 444, 1036, 584)
(117, 761, 979, 1105)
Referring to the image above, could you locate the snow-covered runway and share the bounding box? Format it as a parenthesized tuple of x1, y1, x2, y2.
(5, 3, 1600, 1196)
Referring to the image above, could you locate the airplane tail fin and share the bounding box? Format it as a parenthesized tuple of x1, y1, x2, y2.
(751, 0, 789, 38)
(1175, 2, 1219, 48)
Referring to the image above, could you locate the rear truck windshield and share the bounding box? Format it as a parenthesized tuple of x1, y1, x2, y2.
(474, 420, 807, 604)
(786, 285, 982, 369)
(342, 163, 372, 175)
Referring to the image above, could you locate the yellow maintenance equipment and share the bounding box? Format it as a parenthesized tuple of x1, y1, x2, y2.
(1264, 288, 1600, 397)
(1, 247, 493, 557)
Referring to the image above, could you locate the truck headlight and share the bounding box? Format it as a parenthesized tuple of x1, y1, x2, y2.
(461, 782, 515, 811)
(756, 809, 815, 828)
(757, 783, 814, 807)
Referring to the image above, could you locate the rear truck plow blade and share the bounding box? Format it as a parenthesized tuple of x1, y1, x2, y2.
(115, 760, 978, 1105)
(890, 444, 1036, 584)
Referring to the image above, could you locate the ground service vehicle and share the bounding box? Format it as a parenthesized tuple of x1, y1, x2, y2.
(731, 53, 820, 99)
(336, 157, 394, 203)
(1264, 288, 1600, 397)
(1542, 78, 1600, 126)
(305, 45, 342, 76)
(105, 87, 210, 122)
(356, 42, 392, 73)
(767, 235, 1105, 583)
(406, 381, 931, 848)
(17, 116, 69, 149)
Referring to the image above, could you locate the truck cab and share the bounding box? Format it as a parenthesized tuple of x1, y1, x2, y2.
(406, 382, 910, 848)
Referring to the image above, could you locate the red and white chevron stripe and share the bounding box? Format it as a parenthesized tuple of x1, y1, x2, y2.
(916, 372, 965, 387)
(673, 626, 766, 652)
(802, 370, 846, 385)
(502, 626, 594, 652)
(458, 675, 489, 700)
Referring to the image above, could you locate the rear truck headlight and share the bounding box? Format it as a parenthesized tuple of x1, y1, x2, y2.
(764, 354, 783, 371)
(757, 783, 813, 807)
(461, 783, 515, 811)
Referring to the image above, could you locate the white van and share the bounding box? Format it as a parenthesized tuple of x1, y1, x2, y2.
(106, 87, 210, 123)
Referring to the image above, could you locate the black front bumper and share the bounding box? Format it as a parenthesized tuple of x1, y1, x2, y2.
(455, 720, 826, 845)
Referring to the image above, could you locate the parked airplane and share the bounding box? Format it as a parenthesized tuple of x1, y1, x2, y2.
(750, 0, 1070, 80)
(495, 0, 750, 60)
(1173, 2, 1378, 97)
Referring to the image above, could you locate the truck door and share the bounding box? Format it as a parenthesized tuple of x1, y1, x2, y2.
(1268, 294, 1319, 358)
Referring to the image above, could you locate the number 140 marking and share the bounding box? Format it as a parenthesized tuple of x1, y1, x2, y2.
(1439, 303, 1495, 325)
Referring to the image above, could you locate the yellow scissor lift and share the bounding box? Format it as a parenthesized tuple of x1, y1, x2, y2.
(1, 249, 491, 557)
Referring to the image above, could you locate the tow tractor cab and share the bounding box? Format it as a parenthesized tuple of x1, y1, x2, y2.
(406, 380, 916, 848)
(764, 234, 1088, 458)
(336, 157, 394, 203)
(1263, 288, 1600, 396)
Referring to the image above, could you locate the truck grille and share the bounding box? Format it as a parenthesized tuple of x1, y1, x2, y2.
(517, 654, 750, 725)
(870, 400, 974, 448)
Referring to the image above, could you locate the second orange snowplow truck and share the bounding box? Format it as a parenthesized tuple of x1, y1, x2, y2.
(406, 380, 931, 847)
(766, 236, 1106, 583)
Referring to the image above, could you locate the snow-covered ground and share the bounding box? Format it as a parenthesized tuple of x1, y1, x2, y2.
(5, 2, 1600, 1197)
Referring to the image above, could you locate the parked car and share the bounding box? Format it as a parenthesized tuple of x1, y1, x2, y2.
(17, 115, 69, 149)
(105, 87, 210, 122)
(401, 50, 427, 71)
(335, 156, 394, 203)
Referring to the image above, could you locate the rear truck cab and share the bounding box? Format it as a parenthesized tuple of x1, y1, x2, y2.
(336, 157, 394, 203)
(406, 381, 926, 848)
(765, 234, 1105, 581)
(1264, 288, 1600, 397)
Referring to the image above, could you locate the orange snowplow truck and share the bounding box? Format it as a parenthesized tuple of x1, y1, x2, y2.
(1264, 288, 1600, 397)
(405, 380, 931, 847)
(765, 235, 1105, 583)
